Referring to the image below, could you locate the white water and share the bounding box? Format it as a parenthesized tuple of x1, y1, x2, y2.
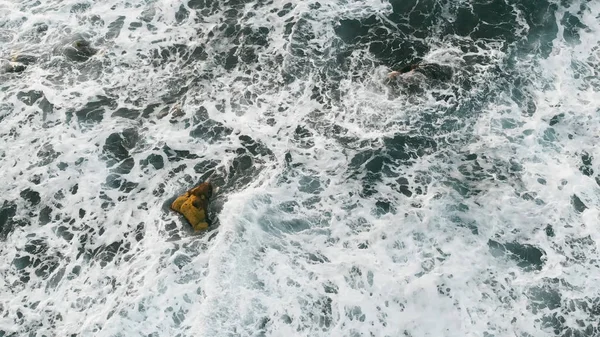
(0, 0, 599, 336)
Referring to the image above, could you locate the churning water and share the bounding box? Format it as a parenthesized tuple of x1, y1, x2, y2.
(1, 0, 599, 336)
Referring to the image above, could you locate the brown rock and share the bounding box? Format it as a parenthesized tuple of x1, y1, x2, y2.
(170, 182, 213, 230)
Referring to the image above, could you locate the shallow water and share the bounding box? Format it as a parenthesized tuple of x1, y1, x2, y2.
(0, 0, 599, 336)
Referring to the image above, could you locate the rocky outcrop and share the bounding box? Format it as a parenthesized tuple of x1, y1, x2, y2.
(170, 182, 213, 230)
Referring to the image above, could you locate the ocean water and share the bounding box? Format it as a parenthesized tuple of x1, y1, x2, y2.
(1, 0, 599, 336)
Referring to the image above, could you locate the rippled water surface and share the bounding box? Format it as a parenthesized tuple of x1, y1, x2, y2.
(1, 0, 599, 336)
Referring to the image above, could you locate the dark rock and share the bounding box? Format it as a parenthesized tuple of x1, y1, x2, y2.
(60, 39, 98, 62)
(1, 60, 27, 73)
(414, 63, 453, 82)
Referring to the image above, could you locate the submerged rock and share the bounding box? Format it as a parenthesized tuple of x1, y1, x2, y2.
(0, 60, 27, 73)
(170, 182, 213, 231)
(12, 54, 38, 65)
(387, 62, 453, 82)
(55, 37, 98, 62)
(0, 52, 39, 74)
(387, 63, 420, 79)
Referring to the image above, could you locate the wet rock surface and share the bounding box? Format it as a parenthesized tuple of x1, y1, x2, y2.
(55, 37, 99, 62)
(170, 182, 213, 231)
